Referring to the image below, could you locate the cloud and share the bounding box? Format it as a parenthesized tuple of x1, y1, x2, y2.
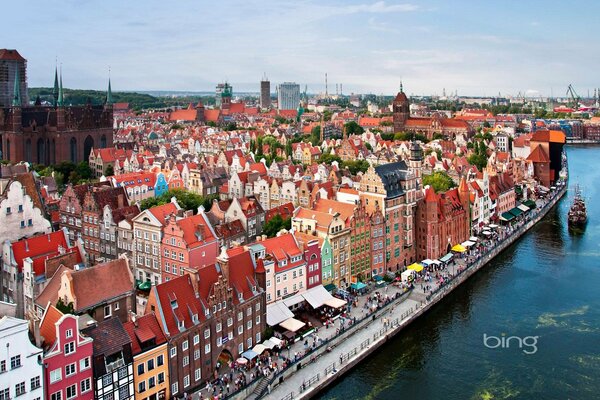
(343, 1, 418, 13)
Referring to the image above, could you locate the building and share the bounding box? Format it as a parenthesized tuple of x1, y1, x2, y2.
(0, 49, 28, 107)
(160, 210, 219, 282)
(146, 251, 266, 397)
(415, 185, 470, 260)
(260, 76, 271, 109)
(277, 82, 300, 111)
(83, 318, 135, 400)
(0, 172, 52, 243)
(359, 160, 421, 271)
(123, 313, 169, 400)
(58, 181, 112, 242)
(0, 54, 113, 165)
(35, 256, 135, 323)
(1, 229, 83, 318)
(527, 130, 566, 188)
(39, 307, 94, 400)
(0, 316, 44, 400)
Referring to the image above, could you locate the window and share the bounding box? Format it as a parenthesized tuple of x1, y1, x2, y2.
(237, 311, 243, 321)
(247, 320, 252, 329)
(118, 367, 127, 380)
(247, 307, 252, 316)
(255, 303, 261, 311)
(256, 315, 261, 325)
(64, 342, 75, 355)
(65, 363, 76, 376)
(148, 376, 156, 389)
(0, 360, 5, 372)
(15, 381, 25, 396)
(137, 363, 145, 375)
(216, 322, 222, 333)
(195, 368, 201, 381)
(147, 358, 155, 371)
(227, 317, 233, 327)
(238, 325, 243, 335)
(118, 386, 129, 399)
(114, 302, 120, 311)
(238, 343, 244, 354)
(158, 372, 165, 384)
(204, 329, 210, 339)
(194, 349, 200, 360)
(102, 374, 112, 387)
(256, 332, 261, 343)
(50, 368, 62, 383)
(65, 384, 77, 400)
(80, 378, 91, 393)
(65, 329, 73, 338)
(184, 375, 190, 388)
(170, 347, 177, 357)
(157, 354, 164, 366)
(10, 355, 21, 369)
(0, 388, 10, 400)
(104, 304, 112, 318)
(138, 381, 146, 393)
(80, 357, 90, 370)
(247, 337, 253, 348)
(182, 340, 188, 351)
(204, 343, 211, 354)
(183, 356, 189, 366)
(50, 392, 62, 400)
(172, 382, 179, 394)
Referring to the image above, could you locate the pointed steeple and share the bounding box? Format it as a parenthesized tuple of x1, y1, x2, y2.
(53, 65, 59, 106)
(106, 77, 113, 105)
(57, 69, 64, 107)
(12, 68, 21, 107)
(400, 80, 403, 93)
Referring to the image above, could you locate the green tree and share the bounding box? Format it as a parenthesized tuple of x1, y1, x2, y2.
(344, 121, 364, 136)
(342, 159, 370, 175)
(104, 164, 114, 177)
(319, 153, 342, 165)
(263, 215, 292, 238)
(422, 171, 456, 193)
(365, 142, 373, 151)
(256, 136, 264, 157)
(56, 298, 75, 314)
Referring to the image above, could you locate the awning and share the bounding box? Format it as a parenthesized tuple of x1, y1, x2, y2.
(283, 293, 305, 308)
(421, 259, 434, 266)
(431, 260, 442, 265)
(324, 283, 337, 292)
(268, 337, 283, 347)
(350, 282, 367, 290)
(523, 200, 536, 209)
(279, 317, 305, 332)
(262, 339, 276, 349)
(509, 207, 523, 217)
(407, 263, 424, 272)
(461, 240, 476, 247)
(451, 244, 467, 253)
(242, 350, 259, 360)
(482, 231, 492, 236)
(373, 275, 383, 282)
(488, 224, 499, 229)
(501, 211, 515, 221)
(267, 302, 294, 326)
(302, 285, 335, 309)
(324, 297, 347, 309)
(469, 236, 479, 242)
(439, 253, 453, 263)
(252, 344, 267, 355)
(517, 204, 530, 212)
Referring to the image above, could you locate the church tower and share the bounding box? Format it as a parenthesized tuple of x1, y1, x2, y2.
(408, 138, 423, 186)
(393, 81, 410, 133)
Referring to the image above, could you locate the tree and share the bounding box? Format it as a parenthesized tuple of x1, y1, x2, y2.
(342, 159, 370, 175)
(104, 164, 114, 177)
(140, 189, 218, 213)
(256, 136, 264, 157)
(422, 171, 456, 193)
(285, 141, 293, 157)
(319, 153, 342, 165)
(56, 298, 75, 314)
(432, 133, 445, 140)
(263, 215, 291, 237)
(344, 121, 364, 136)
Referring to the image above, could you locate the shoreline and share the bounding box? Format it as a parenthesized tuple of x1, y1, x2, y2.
(260, 181, 567, 400)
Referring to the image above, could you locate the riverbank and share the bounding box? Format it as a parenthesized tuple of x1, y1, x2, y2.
(262, 182, 567, 400)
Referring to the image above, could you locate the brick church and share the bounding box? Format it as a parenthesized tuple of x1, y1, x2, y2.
(393, 83, 474, 140)
(0, 49, 113, 165)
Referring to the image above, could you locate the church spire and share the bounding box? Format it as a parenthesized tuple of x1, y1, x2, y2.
(400, 80, 403, 93)
(53, 64, 59, 106)
(106, 78, 113, 105)
(12, 67, 21, 107)
(57, 68, 64, 107)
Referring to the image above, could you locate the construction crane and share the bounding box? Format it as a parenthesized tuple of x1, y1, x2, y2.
(566, 84, 581, 109)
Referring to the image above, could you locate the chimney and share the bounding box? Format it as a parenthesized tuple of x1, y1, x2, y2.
(216, 246, 230, 282)
(24, 240, 29, 252)
(130, 311, 138, 327)
(32, 318, 42, 348)
(117, 194, 124, 209)
(185, 267, 200, 295)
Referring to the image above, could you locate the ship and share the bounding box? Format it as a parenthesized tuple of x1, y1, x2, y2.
(568, 185, 587, 229)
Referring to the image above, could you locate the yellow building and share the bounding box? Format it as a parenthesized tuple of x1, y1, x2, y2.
(123, 314, 170, 400)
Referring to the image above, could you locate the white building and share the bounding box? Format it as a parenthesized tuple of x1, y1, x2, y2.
(0, 176, 51, 243)
(277, 82, 300, 111)
(0, 316, 44, 400)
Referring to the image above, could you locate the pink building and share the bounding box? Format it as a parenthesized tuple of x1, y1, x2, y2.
(294, 232, 322, 289)
(40, 305, 94, 400)
(161, 210, 219, 281)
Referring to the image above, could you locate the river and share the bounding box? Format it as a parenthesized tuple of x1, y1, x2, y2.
(318, 145, 600, 400)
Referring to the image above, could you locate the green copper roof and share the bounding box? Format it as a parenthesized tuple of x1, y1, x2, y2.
(106, 78, 113, 104)
(57, 72, 64, 107)
(53, 67, 59, 106)
(12, 68, 21, 107)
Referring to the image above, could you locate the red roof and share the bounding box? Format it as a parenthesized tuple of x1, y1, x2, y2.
(39, 305, 64, 348)
(10, 231, 80, 276)
(0, 49, 25, 61)
(259, 233, 304, 272)
(175, 213, 217, 249)
(153, 275, 203, 336)
(527, 145, 550, 163)
(123, 313, 167, 355)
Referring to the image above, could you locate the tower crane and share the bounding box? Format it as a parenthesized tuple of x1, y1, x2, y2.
(566, 84, 581, 109)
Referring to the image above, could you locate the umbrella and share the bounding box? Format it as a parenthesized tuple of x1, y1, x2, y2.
(236, 358, 248, 365)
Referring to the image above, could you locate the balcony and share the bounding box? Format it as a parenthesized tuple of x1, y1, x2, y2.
(106, 357, 125, 373)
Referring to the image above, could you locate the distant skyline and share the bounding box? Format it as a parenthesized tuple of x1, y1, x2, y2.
(4, 0, 600, 97)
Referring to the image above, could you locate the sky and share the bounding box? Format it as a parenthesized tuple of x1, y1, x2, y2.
(4, 0, 600, 97)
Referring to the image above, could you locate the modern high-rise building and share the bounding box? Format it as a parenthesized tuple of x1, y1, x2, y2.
(0, 49, 29, 107)
(260, 75, 271, 109)
(277, 82, 300, 111)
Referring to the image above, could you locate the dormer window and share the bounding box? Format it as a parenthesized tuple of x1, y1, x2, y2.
(171, 300, 178, 308)
(238, 293, 243, 301)
(192, 314, 198, 323)
(178, 320, 184, 330)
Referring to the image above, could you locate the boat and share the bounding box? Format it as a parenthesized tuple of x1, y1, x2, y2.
(568, 185, 587, 229)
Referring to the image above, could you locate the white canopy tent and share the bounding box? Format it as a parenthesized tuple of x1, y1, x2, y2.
(267, 302, 294, 326)
(401, 269, 416, 283)
(461, 240, 476, 247)
(279, 318, 305, 332)
(421, 259, 434, 266)
(302, 285, 335, 309)
(469, 236, 478, 242)
(324, 297, 347, 309)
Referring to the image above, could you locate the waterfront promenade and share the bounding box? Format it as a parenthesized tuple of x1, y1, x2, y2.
(190, 180, 566, 400)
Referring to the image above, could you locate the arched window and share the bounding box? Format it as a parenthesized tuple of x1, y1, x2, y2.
(25, 139, 32, 163)
(70, 137, 77, 162)
(100, 134, 107, 148)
